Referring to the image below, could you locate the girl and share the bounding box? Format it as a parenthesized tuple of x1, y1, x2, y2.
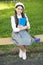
(11, 2, 40, 60)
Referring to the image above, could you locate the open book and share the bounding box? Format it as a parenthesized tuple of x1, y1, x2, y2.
(18, 18, 26, 26)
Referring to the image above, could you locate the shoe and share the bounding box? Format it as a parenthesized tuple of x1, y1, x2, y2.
(19, 49, 23, 58)
(22, 50, 27, 60)
(34, 38, 40, 43)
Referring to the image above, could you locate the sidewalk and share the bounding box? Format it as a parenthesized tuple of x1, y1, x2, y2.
(0, 52, 43, 65)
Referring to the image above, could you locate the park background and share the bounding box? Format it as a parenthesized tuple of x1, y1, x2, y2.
(0, 0, 43, 52)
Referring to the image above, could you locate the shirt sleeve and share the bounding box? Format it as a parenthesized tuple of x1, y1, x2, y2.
(25, 14, 30, 29)
(11, 16, 20, 32)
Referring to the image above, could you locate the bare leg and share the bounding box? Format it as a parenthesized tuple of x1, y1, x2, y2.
(23, 45, 26, 48)
(19, 45, 26, 52)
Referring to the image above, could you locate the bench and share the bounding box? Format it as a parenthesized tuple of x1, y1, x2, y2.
(0, 35, 43, 45)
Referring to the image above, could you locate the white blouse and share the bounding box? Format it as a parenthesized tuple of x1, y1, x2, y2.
(11, 14, 30, 32)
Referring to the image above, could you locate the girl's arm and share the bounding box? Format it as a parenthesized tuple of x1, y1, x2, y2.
(11, 16, 20, 32)
(25, 14, 30, 29)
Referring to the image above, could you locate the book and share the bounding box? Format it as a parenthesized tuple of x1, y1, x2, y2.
(18, 18, 26, 26)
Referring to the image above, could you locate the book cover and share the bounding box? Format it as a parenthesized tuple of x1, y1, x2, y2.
(18, 18, 26, 26)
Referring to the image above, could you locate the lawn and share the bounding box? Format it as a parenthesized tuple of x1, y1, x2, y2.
(0, 0, 43, 38)
(0, 0, 43, 50)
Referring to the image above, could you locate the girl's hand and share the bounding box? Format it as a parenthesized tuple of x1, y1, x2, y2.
(17, 25, 28, 30)
(17, 25, 23, 28)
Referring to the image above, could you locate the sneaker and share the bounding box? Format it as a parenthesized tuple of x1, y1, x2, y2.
(34, 38, 40, 43)
(22, 50, 27, 60)
(19, 49, 23, 58)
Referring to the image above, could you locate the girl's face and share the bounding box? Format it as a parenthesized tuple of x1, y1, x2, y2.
(15, 6, 23, 15)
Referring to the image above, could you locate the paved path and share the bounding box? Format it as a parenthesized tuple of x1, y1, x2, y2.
(0, 52, 43, 65)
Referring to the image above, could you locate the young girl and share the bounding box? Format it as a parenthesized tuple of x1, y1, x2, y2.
(11, 2, 40, 60)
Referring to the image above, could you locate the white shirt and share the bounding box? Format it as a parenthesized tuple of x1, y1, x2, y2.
(11, 14, 30, 32)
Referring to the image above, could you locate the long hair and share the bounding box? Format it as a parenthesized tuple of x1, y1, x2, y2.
(14, 10, 26, 27)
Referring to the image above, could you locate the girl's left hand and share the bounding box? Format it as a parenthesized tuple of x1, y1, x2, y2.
(17, 25, 28, 30)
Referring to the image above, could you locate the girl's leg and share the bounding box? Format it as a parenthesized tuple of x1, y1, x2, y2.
(19, 45, 26, 52)
(19, 45, 27, 60)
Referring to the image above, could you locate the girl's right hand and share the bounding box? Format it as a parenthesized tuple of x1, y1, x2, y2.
(17, 25, 27, 30)
(17, 25, 23, 28)
(17, 25, 24, 30)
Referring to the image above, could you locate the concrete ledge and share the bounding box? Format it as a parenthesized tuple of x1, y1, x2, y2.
(35, 35, 43, 42)
(0, 38, 13, 45)
(0, 35, 43, 45)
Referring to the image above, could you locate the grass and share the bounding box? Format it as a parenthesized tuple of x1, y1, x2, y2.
(24, 0, 43, 35)
(0, 44, 15, 51)
(0, 0, 43, 37)
(0, 2, 14, 37)
(0, 0, 43, 50)
(0, 42, 43, 51)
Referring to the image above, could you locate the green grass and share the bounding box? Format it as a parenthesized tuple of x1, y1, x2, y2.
(0, 0, 43, 37)
(0, 42, 43, 51)
(24, 0, 43, 35)
(0, 0, 43, 50)
(0, 44, 14, 51)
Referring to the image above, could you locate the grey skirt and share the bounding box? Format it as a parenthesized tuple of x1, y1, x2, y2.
(12, 30, 34, 46)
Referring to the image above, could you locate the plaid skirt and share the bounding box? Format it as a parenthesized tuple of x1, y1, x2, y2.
(12, 30, 34, 46)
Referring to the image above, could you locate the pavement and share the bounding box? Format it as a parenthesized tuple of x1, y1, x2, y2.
(0, 52, 43, 65)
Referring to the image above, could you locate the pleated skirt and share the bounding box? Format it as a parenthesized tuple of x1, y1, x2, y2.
(12, 30, 34, 46)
